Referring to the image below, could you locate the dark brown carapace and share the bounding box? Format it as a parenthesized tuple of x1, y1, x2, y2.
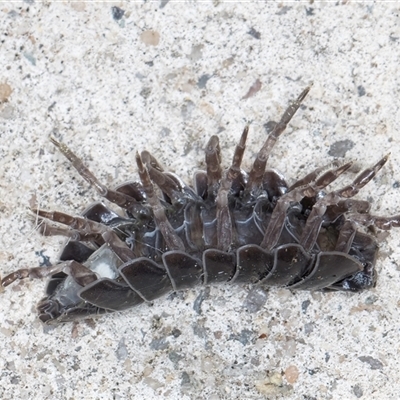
(2, 87, 399, 324)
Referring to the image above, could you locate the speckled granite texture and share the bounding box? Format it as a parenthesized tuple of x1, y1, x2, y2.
(1, 2, 400, 399)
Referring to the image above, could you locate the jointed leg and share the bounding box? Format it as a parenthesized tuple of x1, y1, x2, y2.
(350, 213, 400, 230)
(36, 219, 81, 240)
(299, 156, 389, 251)
(141, 150, 190, 204)
(260, 161, 352, 251)
(245, 86, 311, 197)
(300, 199, 370, 252)
(215, 126, 248, 251)
(31, 209, 109, 238)
(288, 161, 341, 192)
(1, 260, 97, 288)
(135, 152, 185, 252)
(205, 135, 222, 200)
(50, 137, 150, 219)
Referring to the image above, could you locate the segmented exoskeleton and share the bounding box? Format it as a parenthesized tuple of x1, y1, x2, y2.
(2, 87, 400, 324)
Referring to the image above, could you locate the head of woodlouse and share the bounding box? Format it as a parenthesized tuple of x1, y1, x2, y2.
(2, 87, 398, 324)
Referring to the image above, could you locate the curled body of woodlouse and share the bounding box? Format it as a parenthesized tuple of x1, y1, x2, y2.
(2, 87, 400, 324)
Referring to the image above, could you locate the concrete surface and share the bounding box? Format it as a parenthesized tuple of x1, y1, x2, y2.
(1, 1, 400, 399)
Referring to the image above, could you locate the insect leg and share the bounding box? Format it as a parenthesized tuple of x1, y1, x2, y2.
(288, 161, 341, 192)
(245, 86, 311, 197)
(31, 209, 108, 239)
(35, 219, 81, 239)
(205, 135, 222, 200)
(349, 213, 400, 230)
(32, 197, 125, 243)
(1, 260, 97, 288)
(141, 150, 186, 204)
(260, 162, 352, 251)
(335, 155, 389, 198)
(300, 199, 370, 252)
(215, 127, 249, 251)
(135, 152, 185, 252)
(300, 156, 389, 251)
(50, 137, 150, 219)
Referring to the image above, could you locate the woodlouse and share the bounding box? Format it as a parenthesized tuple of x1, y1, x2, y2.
(2, 86, 399, 324)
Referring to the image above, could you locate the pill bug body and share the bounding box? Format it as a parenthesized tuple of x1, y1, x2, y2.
(2, 87, 399, 324)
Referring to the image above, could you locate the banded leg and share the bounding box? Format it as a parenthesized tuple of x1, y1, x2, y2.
(135, 152, 185, 252)
(288, 161, 341, 192)
(33, 202, 126, 243)
(245, 86, 311, 197)
(215, 126, 248, 251)
(141, 151, 198, 200)
(1, 260, 97, 288)
(300, 155, 389, 251)
(205, 135, 222, 200)
(35, 219, 81, 240)
(50, 137, 151, 219)
(300, 199, 370, 252)
(260, 161, 352, 251)
(350, 213, 400, 230)
(141, 151, 188, 204)
(31, 209, 109, 241)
